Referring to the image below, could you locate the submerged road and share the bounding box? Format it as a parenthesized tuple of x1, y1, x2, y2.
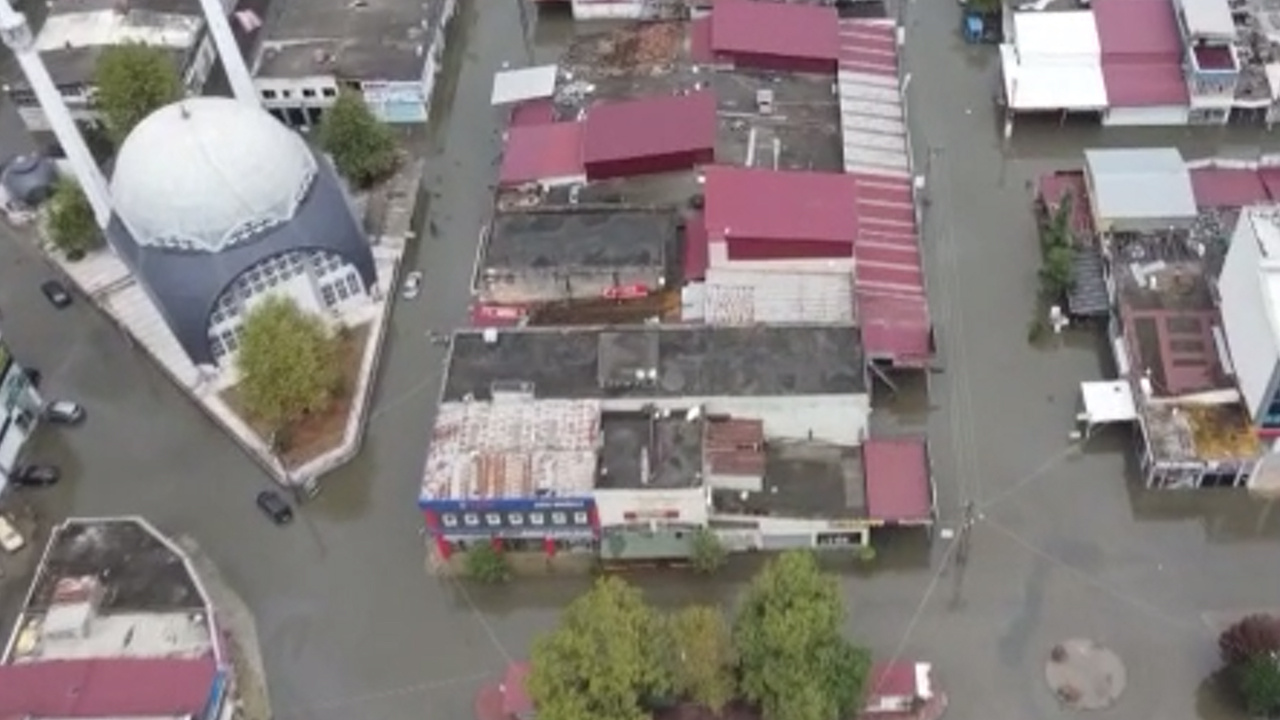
(0, 1, 1279, 719)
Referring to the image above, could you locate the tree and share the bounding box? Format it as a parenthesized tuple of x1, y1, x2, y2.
(733, 551, 871, 720)
(464, 542, 511, 584)
(527, 576, 670, 720)
(1220, 615, 1280, 668)
(317, 91, 399, 189)
(46, 178, 100, 259)
(235, 296, 341, 430)
(690, 527, 727, 574)
(666, 606, 736, 712)
(93, 43, 183, 144)
(1239, 654, 1280, 717)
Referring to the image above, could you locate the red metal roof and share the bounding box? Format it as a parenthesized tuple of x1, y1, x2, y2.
(1190, 167, 1272, 207)
(501, 662, 534, 716)
(509, 98, 556, 128)
(1101, 62, 1189, 108)
(862, 437, 932, 523)
(582, 91, 717, 165)
(703, 166, 858, 244)
(1259, 167, 1280, 200)
(0, 657, 217, 719)
(689, 17, 714, 64)
(851, 174, 930, 364)
(1036, 171, 1095, 235)
(499, 122, 585, 186)
(868, 662, 918, 700)
(710, 0, 839, 62)
(838, 18, 898, 77)
(1094, 0, 1182, 60)
(684, 212, 710, 281)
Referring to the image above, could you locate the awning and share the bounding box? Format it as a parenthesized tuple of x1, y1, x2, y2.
(491, 65, 558, 106)
(1080, 380, 1137, 425)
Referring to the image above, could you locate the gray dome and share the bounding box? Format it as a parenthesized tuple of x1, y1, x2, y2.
(109, 97, 318, 252)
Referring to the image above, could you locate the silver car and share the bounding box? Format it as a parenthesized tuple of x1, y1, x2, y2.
(402, 271, 423, 300)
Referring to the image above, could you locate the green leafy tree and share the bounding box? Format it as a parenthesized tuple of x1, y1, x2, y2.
(733, 551, 871, 720)
(527, 576, 671, 720)
(1239, 653, 1280, 717)
(318, 91, 399, 188)
(93, 43, 183, 144)
(235, 296, 341, 429)
(46, 178, 100, 259)
(1220, 615, 1280, 668)
(690, 527, 727, 574)
(666, 606, 736, 712)
(464, 542, 511, 584)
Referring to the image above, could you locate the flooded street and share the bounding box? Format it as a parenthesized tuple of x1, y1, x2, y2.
(0, 0, 1278, 718)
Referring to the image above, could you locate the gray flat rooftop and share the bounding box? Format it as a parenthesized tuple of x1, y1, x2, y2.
(253, 0, 449, 80)
(482, 209, 673, 273)
(712, 441, 866, 519)
(598, 411, 705, 490)
(714, 71, 844, 173)
(443, 325, 866, 401)
(25, 519, 203, 613)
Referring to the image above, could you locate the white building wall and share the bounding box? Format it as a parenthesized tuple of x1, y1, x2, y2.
(599, 394, 869, 445)
(1102, 105, 1190, 127)
(1219, 212, 1280, 418)
(571, 0, 647, 20)
(591, 486, 708, 527)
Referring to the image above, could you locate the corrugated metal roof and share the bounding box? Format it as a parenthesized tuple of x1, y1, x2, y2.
(491, 65, 557, 106)
(1101, 62, 1189, 108)
(703, 165, 859, 244)
(499, 122, 585, 186)
(851, 174, 931, 364)
(704, 418, 765, 476)
(1176, 0, 1235, 38)
(862, 437, 932, 523)
(1190, 167, 1272, 207)
(837, 19, 909, 178)
(0, 657, 218, 718)
(1085, 148, 1197, 220)
(701, 268, 855, 324)
(421, 400, 600, 501)
(1094, 0, 1183, 60)
(710, 0, 839, 61)
(582, 91, 717, 165)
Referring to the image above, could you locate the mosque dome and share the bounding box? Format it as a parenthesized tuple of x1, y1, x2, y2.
(109, 97, 319, 252)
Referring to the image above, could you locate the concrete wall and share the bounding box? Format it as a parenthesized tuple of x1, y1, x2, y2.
(1102, 104, 1190, 127)
(592, 486, 708, 527)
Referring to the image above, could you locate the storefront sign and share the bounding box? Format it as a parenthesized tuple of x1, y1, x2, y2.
(602, 284, 649, 300)
(826, 519, 865, 531)
(815, 532, 860, 547)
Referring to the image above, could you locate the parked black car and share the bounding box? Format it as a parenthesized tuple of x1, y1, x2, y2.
(256, 490, 294, 524)
(12, 464, 59, 487)
(40, 280, 71, 309)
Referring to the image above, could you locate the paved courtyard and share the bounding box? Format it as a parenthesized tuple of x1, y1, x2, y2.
(0, 1, 1278, 720)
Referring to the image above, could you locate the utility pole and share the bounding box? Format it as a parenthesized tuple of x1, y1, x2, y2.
(947, 500, 977, 610)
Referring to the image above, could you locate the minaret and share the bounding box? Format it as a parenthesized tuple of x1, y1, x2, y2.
(195, 0, 259, 107)
(0, 0, 113, 227)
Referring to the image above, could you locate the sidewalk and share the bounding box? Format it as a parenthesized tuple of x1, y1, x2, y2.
(176, 535, 272, 720)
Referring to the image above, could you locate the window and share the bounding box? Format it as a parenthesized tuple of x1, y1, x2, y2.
(529, 512, 545, 526)
(261, 89, 277, 99)
(280, 89, 292, 98)
(551, 512, 567, 525)
(573, 511, 589, 525)
(485, 512, 503, 527)
(508, 512, 524, 526)
(336, 281, 351, 301)
(303, 88, 316, 98)
(441, 513, 458, 527)
(345, 274, 362, 295)
(210, 335, 225, 359)
(322, 87, 337, 98)
(321, 284, 338, 307)
(463, 513, 480, 527)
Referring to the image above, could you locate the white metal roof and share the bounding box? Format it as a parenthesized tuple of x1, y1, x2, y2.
(35, 9, 202, 53)
(1012, 11, 1100, 60)
(1084, 148, 1197, 220)
(1000, 44, 1107, 111)
(1080, 380, 1138, 425)
(1176, 0, 1235, 38)
(701, 269, 855, 325)
(490, 65, 558, 106)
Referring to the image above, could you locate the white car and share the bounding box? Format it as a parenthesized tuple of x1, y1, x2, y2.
(402, 271, 423, 300)
(0, 514, 25, 553)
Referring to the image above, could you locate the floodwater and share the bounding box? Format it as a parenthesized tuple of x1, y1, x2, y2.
(0, 0, 1278, 718)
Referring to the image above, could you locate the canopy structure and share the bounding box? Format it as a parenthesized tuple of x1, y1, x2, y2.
(1078, 380, 1138, 438)
(491, 65, 558, 106)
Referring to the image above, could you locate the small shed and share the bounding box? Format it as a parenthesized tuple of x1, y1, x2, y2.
(1084, 148, 1197, 233)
